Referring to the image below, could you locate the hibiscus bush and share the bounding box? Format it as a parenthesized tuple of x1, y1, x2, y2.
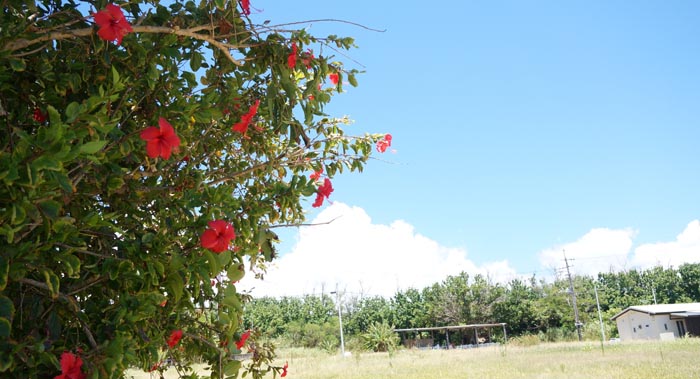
(0, 1, 389, 378)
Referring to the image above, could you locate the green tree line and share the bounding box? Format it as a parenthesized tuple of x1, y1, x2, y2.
(243, 263, 700, 348)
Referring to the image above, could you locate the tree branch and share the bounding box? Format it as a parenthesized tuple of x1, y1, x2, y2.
(18, 278, 99, 349)
(4, 25, 248, 66)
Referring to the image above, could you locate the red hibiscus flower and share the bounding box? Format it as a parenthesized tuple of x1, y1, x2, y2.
(281, 361, 288, 377)
(309, 167, 323, 181)
(235, 330, 251, 350)
(376, 133, 392, 153)
(287, 42, 298, 69)
(312, 178, 333, 208)
(92, 4, 133, 45)
(232, 100, 260, 134)
(200, 220, 236, 253)
(302, 49, 315, 69)
(139, 117, 181, 160)
(167, 330, 183, 348)
(55, 351, 85, 379)
(33, 108, 47, 123)
(329, 73, 339, 85)
(240, 0, 251, 15)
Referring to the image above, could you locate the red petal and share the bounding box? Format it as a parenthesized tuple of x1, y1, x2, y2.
(158, 117, 174, 135)
(208, 220, 227, 234)
(106, 4, 126, 21)
(97, 25, 118, 42)
(201, 229, 219, 249)
(92, 10, 111, 27)
(140, 126, 161, 141)
(167, 330, 183, 348)
(159, 144, 173, 160)
(163, 133, 181, 150)
(145, 141, 161, 158)
(312, 193, 324, 208)
(212, 238, 228, 253)
(60, 352, 77, 373)
(329, 73, 339, 85)
(232, 121, 248, 133)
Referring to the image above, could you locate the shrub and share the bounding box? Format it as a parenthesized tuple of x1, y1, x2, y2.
(362, 321, 400, 352)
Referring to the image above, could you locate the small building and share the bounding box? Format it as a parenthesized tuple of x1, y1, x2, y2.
(611, 303, 700, 341)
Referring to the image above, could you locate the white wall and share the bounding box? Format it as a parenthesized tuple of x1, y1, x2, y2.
(615, 311, 679, 340)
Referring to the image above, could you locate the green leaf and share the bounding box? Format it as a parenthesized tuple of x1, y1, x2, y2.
(31, 155, 63, 172)
(8, 57, 25, 72)
(107, 177, 125, 192)
(62, 254, 81, 278)
(205, 251, 221, 277)
(224, 360, 241, 376)
(0, 318, 10, 338)
(38, 200, 61, 219)
(50, 171, 74, 193)
(0, 296, 13, 320)
(65, 102, 81, 123)
(0, 257, 7, 290)
(190, 52, 203, 71)
(0, 352, 12, 372)
(348, 72, 358, 87)
(167, 273, 184, 303)
(227, 263, 245, 283)
(43, 269, 60, 299)
(79, 140, 107, 155)
(111, 65, 120, 85)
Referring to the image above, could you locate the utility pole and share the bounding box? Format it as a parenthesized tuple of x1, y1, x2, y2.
(594, 283, 605, 353)
(564, 251, 583, 341)
(330, 285, 346, 356)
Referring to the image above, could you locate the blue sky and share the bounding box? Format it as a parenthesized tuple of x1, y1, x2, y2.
(240, 1, 700, 296)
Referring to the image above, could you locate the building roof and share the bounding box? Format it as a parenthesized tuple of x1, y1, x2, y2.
(611, 303, 700, 320)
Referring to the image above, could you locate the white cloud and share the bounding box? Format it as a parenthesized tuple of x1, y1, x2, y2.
(631, 220, 700, 269)
(239, 202, 517, 298)
(538, 220, 700, 277)
(538, 228, 636, 276)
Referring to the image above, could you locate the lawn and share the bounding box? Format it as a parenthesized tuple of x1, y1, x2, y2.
(127, 338, 700, 379)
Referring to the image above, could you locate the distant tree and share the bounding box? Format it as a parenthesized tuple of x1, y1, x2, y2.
(678, 263, 700, 301)
(344, 296, 395, 335)
(392, 288, 427, 329)
(493, 278, 539, 335)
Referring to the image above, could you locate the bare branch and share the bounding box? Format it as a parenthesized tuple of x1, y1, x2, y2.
(255, 18, 386, 33)
(269, 215, 342, 229)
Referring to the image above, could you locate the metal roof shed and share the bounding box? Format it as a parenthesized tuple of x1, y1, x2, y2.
(611, 303, 700, 341)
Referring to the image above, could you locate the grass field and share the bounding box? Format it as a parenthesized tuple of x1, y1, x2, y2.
(128, 338, 700, 379)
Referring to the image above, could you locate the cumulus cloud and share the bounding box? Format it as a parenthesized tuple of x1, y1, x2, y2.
(631, 220, 700, 269)
(538, 220, 700, 277)
(239, 202, 517, 297)
(538, 228, 636, 276)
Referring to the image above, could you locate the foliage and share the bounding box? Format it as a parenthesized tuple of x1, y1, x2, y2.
(344, 295, 396, 336)
(242, 264, 700, 349)
(361, 321, 399, 352)
(0, 1, 384, 377)
(285, 321, 339, 349)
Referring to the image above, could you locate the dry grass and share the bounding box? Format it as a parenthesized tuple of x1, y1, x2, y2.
(127, 338, 700, 379)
